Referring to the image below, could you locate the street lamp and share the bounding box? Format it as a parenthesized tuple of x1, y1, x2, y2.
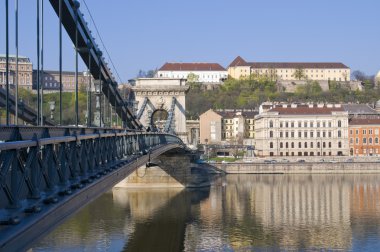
(49, 101, 55, 121)
(94, 80, 102, 127)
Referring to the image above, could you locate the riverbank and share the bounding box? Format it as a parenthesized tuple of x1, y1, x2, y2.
(213, 161, 380, 174)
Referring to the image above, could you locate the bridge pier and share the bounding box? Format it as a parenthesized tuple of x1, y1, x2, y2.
(116, 151, 211, 188)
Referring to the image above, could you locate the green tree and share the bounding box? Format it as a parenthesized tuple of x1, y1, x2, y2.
(292, 68, 306, 80)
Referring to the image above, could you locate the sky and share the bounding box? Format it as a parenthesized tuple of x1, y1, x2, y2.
(1, 0, 380, 82)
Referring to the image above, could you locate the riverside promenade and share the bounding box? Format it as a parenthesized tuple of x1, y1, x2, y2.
(213, 157, 380, 174)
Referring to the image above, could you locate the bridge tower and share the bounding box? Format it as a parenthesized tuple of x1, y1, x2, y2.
(132, 78, 189, 143)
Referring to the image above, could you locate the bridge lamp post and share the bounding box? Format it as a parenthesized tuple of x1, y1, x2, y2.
(49, 101, 55, 121)
(94, 80, 102, 126)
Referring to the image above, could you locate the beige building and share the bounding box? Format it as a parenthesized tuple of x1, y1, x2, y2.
(199, 109, 257, 145)
(255, 103, 349, 157)
(0, 54, 33, 90)
(228, 56, 350, 82)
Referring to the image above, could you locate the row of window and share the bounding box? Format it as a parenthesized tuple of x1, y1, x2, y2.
(269, 120, 342, 128)
(270, 141, 342, 149)
(350, 137, 379, 144)
(249, 69, 347, 73)
(270, 151, 340, 157)
(269, 130, 342, 138)
(350, 129, 379, 135)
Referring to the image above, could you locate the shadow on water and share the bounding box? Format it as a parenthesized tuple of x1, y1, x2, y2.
(122, 187, 210, 252)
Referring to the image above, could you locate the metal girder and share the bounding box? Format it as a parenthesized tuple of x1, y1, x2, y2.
(137, 97, 149, 120)
(48, 0, 142, 130)
(0, 125, 184, 251)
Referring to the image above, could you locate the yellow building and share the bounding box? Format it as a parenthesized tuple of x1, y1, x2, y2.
(228, 56, 350, 82)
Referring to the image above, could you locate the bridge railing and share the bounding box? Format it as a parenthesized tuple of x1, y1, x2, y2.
(0, 126, 182, 224)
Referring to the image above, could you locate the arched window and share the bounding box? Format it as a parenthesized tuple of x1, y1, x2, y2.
(269, 131, 273, 138)
(269, 120, 273, 128)
(270, 142, 274, 148)
(338, 141, 342, 148)
(376, 138, 379, 144)
(369, 138, 373, 144)
(338, 120, 342, 127)
(280, 142, 283, 148)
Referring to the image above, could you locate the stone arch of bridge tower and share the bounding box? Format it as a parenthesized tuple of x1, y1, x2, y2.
(150, 108, 169, 130)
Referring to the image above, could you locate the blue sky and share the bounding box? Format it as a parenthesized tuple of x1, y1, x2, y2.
(1, 0, 380, 82)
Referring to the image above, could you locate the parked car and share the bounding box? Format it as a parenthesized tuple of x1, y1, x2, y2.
(280, 159, 289, 163)
(345, 158, 354, 163)
(297, 159, 306, 163)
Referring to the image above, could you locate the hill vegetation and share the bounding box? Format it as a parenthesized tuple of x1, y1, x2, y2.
(186, 74, 380, 119)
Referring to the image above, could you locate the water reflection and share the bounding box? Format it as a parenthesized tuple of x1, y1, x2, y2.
(33, 174, 380, 251)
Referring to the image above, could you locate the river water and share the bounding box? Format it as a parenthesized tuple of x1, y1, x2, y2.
(33, 174, 380, 251)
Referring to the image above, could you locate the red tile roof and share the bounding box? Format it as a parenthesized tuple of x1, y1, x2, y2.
(228, 56, 247, 67)
(269, 106, 344, 115)
(158, 63, 226, 71)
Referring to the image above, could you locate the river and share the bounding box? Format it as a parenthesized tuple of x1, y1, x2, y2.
(32, 174, 380, 251)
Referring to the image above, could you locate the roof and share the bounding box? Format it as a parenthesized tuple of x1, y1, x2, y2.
(228, 56, 247, 67)
(228, 56, 349, 69)
(0, 54, 29, 59)
(342, 104, 378, 115)
(32, 70, 86, 75)
(349, 117, 380, 125)
(158, 62, 226, 71)
(269, 105, 344, 115)
(215, 109, 258, 118)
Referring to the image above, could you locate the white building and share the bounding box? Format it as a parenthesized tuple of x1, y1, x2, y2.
(255, 103, 349, 157)
(157, 62, 227, 84)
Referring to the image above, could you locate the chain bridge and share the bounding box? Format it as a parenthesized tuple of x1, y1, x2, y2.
(0, 0, 206, 251)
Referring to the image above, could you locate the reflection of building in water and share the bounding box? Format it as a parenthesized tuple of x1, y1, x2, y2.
(112, 188, 182, 220)
(223, 175, 353, 250)
(351, 180, 380, 217)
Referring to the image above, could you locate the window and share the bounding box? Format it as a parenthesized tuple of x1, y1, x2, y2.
(356, 138, 359, 144)
(291, 131, 294, 138)
(317, 131, 320, 137)
(317, 142, 320, 148)
(286, 132, 289, 138)
(329, 142, 331, 148)
(338, 130, 341, 137)
(291, 142, 294, 148)
(304, 122, 307, 127)
(305, 142, 308, 148)
(338, 120, 341, 127)
(311, 142, 314, 148)
(350, 130, 353, 135)
(323, 142, 326, 148)
(286, 142, 289, 148)
(269, 131, 273, 138)
(310, 132, 314, 138)
(298, 121, 301, 127)
(328, 122, 332, 127)
(280, 122, 283, 128)
(323, 132, 326, 138)
(317, 122, 320, 127)
(270, 142, 273, 148)
(310, 122, 314, 128)
(269, 120, 273, 128)
(323, 122, 326, 128)
(363, 129, 366, 135)
(350, 138, 353, 144)
(280, 132, 283, 138)
(356, 130, 359, 135)
(328, 132, 332, 137)
(291, 122, 294, 127)
(363, 138, 367, 144)
(298, 131, 302, 138)
(298, 142, 301, 148)
(286, 122, 289, 127)
(280, 142, 283, 148)
(369, 138, 373, 144)
(376, 138, 379, 144)
(304, 132, 308, 138)
(369, 129, 373, 135)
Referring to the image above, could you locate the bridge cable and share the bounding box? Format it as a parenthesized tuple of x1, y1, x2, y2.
(82, 0, 124, 84)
